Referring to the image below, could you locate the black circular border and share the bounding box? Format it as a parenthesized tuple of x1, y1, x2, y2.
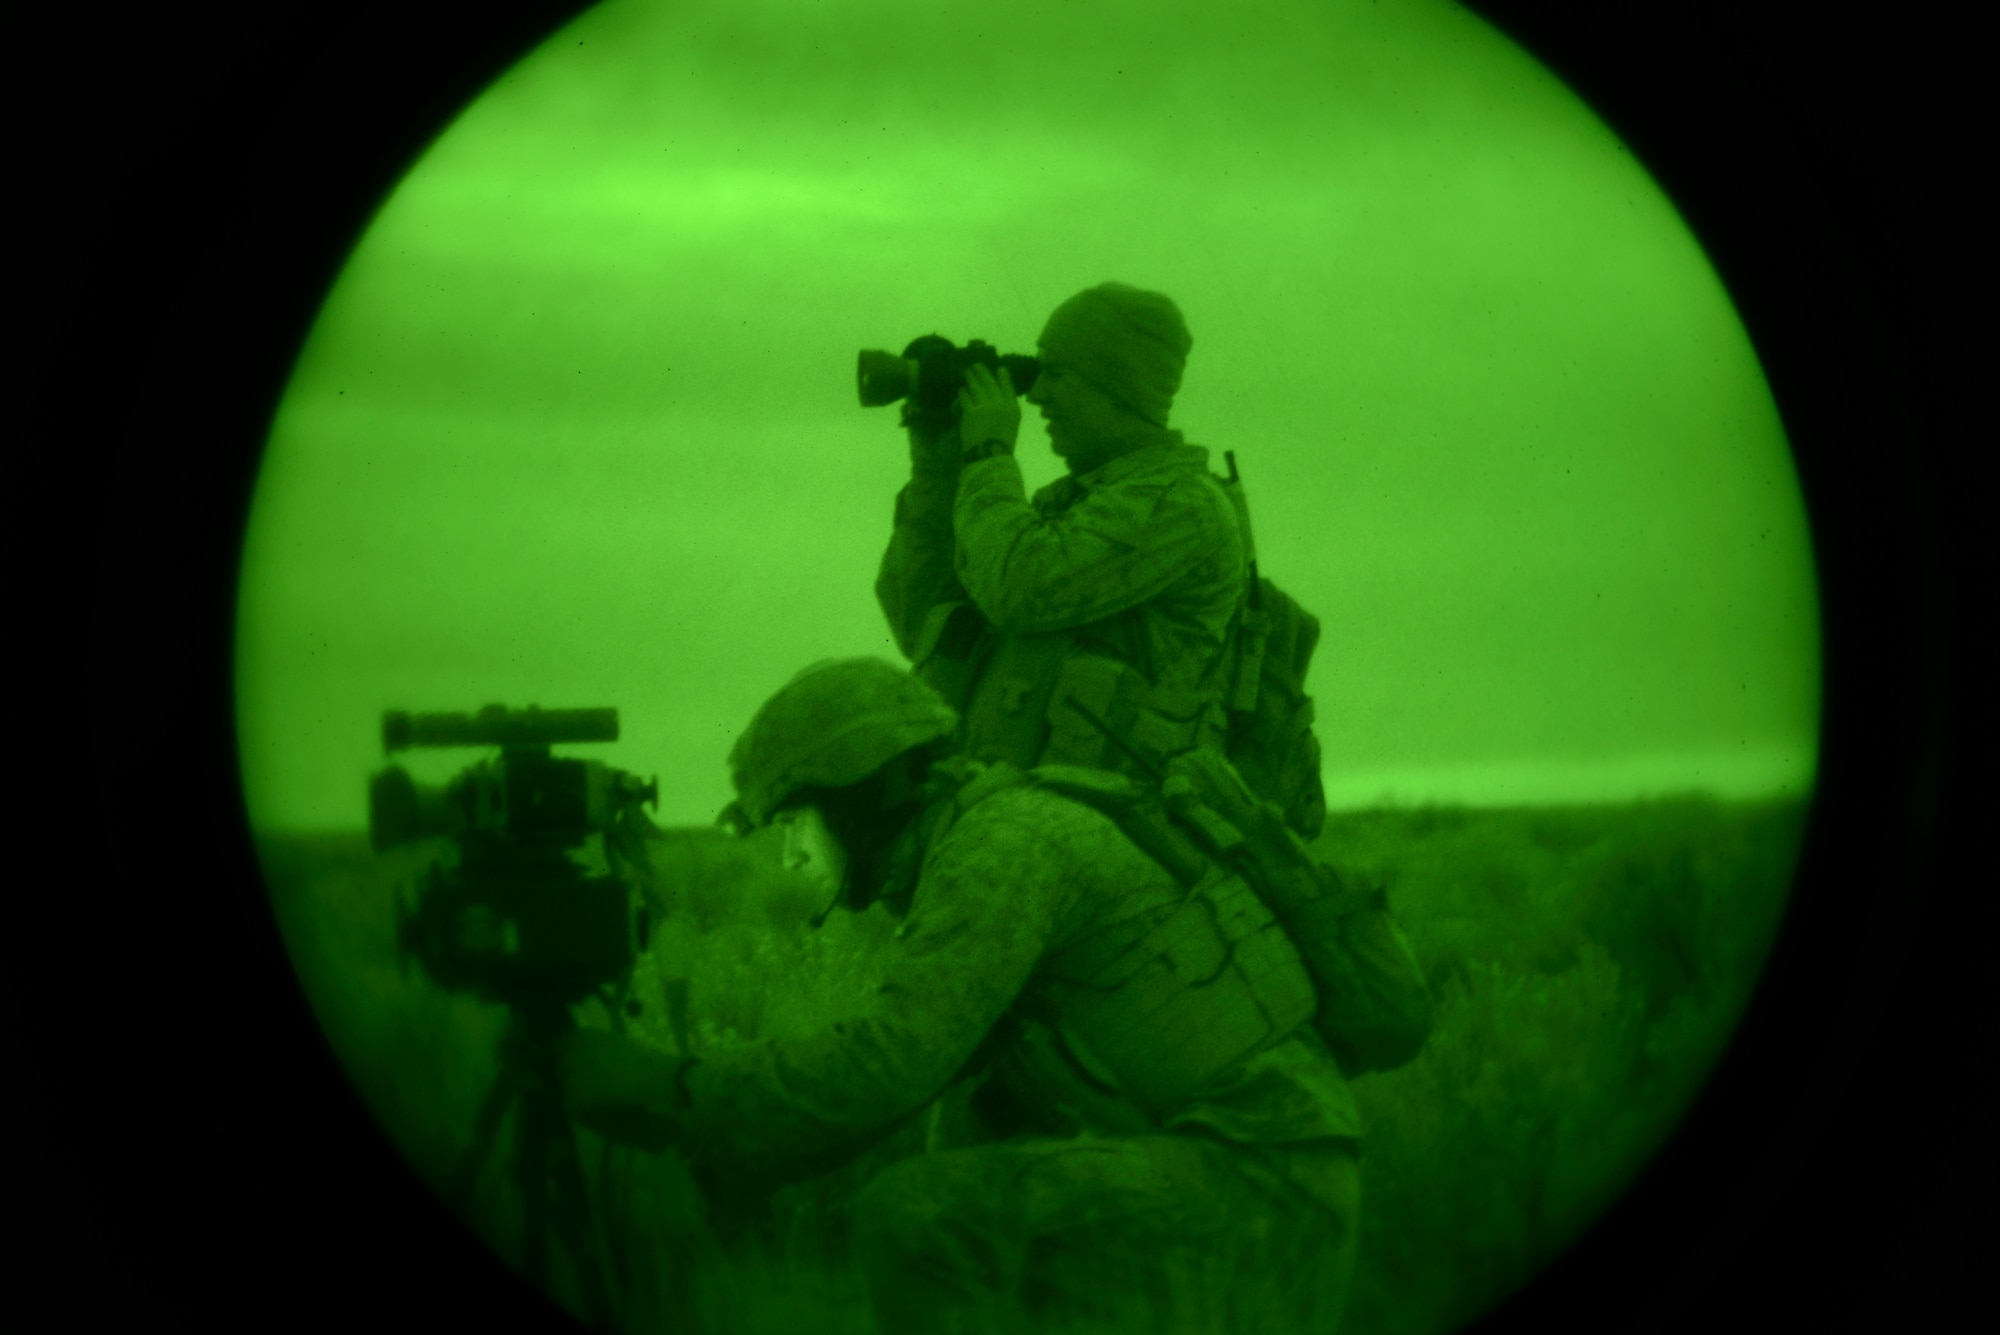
(60, 1, 1975, 1330)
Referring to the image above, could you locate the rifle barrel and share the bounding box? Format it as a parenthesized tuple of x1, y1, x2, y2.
(1059, 696, 1163, 780)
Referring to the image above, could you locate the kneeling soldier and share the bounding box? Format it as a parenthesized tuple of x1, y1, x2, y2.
(560, 658, 1430, 1333)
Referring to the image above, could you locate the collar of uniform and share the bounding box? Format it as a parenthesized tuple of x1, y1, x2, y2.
(1073, 432, 1207, 490)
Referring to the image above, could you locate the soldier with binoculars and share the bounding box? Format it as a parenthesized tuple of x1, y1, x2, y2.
(869, 282, 1249, 782)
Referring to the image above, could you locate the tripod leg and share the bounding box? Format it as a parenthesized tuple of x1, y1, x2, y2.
(515, 1079, 555, 1292)
(450, 1066, 517, 1213)
(505, 1006, 623, 1330)
(509, 1077, 624, 1330)
(545, 1102, 621, 1329)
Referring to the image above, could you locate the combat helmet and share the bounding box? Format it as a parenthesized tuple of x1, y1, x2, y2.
(728, 658, 961, 827)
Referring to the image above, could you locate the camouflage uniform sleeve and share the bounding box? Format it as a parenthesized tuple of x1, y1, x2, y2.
(678, 795, 1078, 1180)
(952, 454, 1241, 632)
(876, 423, 970, 658)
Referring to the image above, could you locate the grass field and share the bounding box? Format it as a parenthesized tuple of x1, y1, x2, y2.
(255, 791, 1806, 1334)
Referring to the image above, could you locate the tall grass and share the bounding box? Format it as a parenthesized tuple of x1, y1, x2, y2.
(1321, 796, 1803, 1335)
(256, 792, 1805, 1334)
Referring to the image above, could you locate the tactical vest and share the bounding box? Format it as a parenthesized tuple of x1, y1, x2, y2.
(923, 760, 1320, 1114)
(923, 749, 1422, 1113)
(912, 602, 1222, 783)
(1215, 453, 1329, 841)
(910, 454, 1329, 841)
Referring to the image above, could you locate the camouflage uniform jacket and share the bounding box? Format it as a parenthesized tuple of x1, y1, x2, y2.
(677, 781, 1371, 1187)
(875, 434, 1247, 767)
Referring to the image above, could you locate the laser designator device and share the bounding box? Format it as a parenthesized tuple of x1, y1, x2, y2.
(856, 333, 1040, 419)
(368, 703, 659, 1326)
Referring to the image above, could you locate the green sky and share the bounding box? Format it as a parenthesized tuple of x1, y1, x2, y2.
(235, 0, 1820, 830)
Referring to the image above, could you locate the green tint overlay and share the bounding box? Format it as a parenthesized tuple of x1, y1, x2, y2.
(236, 0, 1818, 831)
(237, 1, 1821, 1332)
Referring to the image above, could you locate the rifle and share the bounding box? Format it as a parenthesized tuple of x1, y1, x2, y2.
(1056, 695, 1376, 920)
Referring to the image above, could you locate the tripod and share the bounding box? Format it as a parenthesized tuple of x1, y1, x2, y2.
(450, 999, 623, 1331)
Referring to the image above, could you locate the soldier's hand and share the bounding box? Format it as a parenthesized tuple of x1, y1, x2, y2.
(955, 363, 1020, 461)
(555, 1027, 688, 1151)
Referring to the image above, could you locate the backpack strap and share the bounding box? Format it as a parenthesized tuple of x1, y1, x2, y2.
(1165, 748, 1372, 919)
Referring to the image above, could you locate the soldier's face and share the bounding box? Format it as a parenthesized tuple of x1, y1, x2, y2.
(1028, 352, 1139, 471)
(776, 803, 847, 897)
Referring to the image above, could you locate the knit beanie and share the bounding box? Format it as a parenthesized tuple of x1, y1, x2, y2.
(1037, 282, 1192, 428)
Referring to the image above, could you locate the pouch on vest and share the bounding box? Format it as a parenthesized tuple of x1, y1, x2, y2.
(1214, 453, 1330, 841)
(912, 599, 1076, 769)
(1033, 864, 1319, 1111)
(1162, 747, 1433, 1076)
(1224, 578, 1328, 842)
(954, 629, 1076, 770)
(1040, 651, 1208, 780)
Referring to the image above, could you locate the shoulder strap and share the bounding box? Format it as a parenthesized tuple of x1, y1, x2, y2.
(1023, 763, 1145, 812)
(954, 759, 1033, 812)
(918, 758, 1034, 856)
